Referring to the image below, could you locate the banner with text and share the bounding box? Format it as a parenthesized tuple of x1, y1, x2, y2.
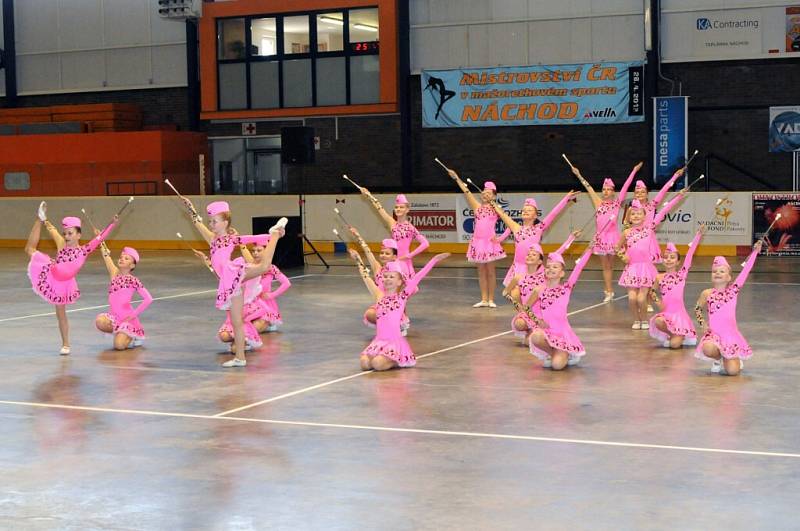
(769, 105, 800, 152)
(653, 96, 688, 187)
(753, 193, 800, 255)
(421, 61, 644, 128)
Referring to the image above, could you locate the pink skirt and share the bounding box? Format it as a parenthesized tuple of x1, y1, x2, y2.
(27, 251, 80, 305)
(502, 263, 523, 286)
(592, 231, 620, 256)
(262, 297, 283, 325)
(216, 258, 262, 311)
(618, 262, 657, 288)
(362, 338, 416, 367)
(529, 324, 586, 361)
(97, 312, 145, 340)
(649, 311, 697, 343)
(511, 312, 535, 338)
(695, 329, 753, 361)
(467, 236, 506, 264)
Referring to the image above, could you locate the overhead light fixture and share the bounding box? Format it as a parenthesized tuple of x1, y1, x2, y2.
(319, 16, 343, 26)
(353, 23, 378, 32)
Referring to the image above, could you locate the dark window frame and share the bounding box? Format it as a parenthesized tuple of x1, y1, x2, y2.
(215, 7, 379, 111)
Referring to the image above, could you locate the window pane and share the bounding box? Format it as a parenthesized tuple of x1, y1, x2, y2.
(250, 62, 279, 109)
(283, 15, 310, 55)
(282, 59, 312, 107)
(251, 18, 277, 57)
(219, 62, 247, 109)
(350, 55, 379, 104)
(217, 18, 246, 60)
(316, 57, 346, 106)
(349, 8, 379, 44)
(316, 13, 344, 52)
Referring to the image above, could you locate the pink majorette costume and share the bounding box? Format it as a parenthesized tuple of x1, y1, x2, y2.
(28, 217, 116, 305)
(97, 247, 153, 341)
(618, 195, 684, 289)
(635, 169, 683, 262)
(528, 246, 593, 362)
(361, 239, 410, 332)
(259, 264, 291, 326)
(391, 194, 429, 277)
(502, 193, 574, 286)
(592, 170, 637, 255)
(206, 201, 270, 310)
(648, 230, 703, 345)
(218, 295, 268, 348)
(467, 181, 506, 263)
(361, 255, 445, 367)
(510, 233, 578, 338)
(695, 248, 760, 362)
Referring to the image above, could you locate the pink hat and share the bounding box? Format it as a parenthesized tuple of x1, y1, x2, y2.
(122, 246, 140, 263)
(665, 242, 678, 254)
(602, 178, 615, 189)
(547, 252, 565, 266)
(206, 201, 230, 216)
(635, 180, 647, 190)
(529, 243, 544, 257)
(712, 256, 731, 270)
(62, 216, 81, 229)
(524, 198, 538, 209)
(381, 238, 398, 250)
(384, 261, 409, 281)
(630, 199, 644, 210)
(395, 194, 409, 205)
(483, 181, 497, 192)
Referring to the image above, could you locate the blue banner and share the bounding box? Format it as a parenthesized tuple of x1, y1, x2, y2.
(769, 106, 800, 152)
(653, 96, 688, 186)
(421, 61, 644, 128)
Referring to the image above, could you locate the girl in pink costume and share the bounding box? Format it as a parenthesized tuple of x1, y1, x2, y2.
(358, 187, 429, 277)
(526, 245, 595, 371)
(504, 231, 580, 343)
(649, 227, 705, 349)
(356, 253, 450, 371)
(25, 202, 118, 355)
(492, 191, 579, 287)
(617, 191, 687, 330)
(178, 198, 285, 367)
(251, 242, 292, 332)
(446, 168, 505, 307)
(95, 246, 153, 351)
(571, 162, 643, 301)
(347, 226, 401, 327)
(694, 240, 763, 376)
(624, 168, 685, 263)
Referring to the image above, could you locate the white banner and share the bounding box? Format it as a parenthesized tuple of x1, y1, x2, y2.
(654, 192, 751, 243)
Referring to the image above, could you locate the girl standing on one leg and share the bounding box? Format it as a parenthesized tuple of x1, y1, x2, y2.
(358, 188, 429, 277)
(525, 244, 595, 370)
(492, 191, 579, 287)
(25, 202, 118, 355)
(95, 246, 153, 351)
(694, 240, 763, 376)
(617, 190, 687, 330)
(649, 227, 705, 349)
(446, 168, 506, 307)
(177, 198, 285, 367)
(571, 162, 642, 301)
(355, 253, 450, 371)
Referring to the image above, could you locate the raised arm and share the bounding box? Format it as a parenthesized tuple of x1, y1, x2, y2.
(406, 227, 430, 259)
(127, 284, 154, 320)
(491, 204, 520, 233)
(570, 167, 601, 208)
(618, 162, 643, 200)
(180, 197, 215, 244)
(43, 220, 66, 250)
(541, 191, 578, 228)
(734, 241, 762, 288)
(567, 245, 594, 286)
(555, 230, 580, 256)
(349, 226, 382, 273)
(270, 268, 292, 298)
(682, 227, 705, 271)
(84, 217, 118, 253)
(360, 187, 396, 229)
(349, 248, 382, 301)
(406, 253, 450, 293)
(446, 169, 481, 211)
(98, 239, 119, 280)
(653, 190, 687, 227)
(653, 168, 685, 205)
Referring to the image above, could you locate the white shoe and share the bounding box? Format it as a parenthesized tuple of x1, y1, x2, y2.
(487, 301, 497, 308)
(711, 360, 722, 373)
(222, 357, 247, 368)
(38, 201, 47, 222)
(631, 321, 641, 330)
(662, 340, 671, 348)
(401, 328, 408, 337)
(473, 301, 489, 308)
(603, 291, 614, 303)
(245, 338, 262, 350)
(647, 304, 654, 312)
(130, 339, 143, 348)
(269, 217, 288, 234)
(640, 321, 650, 330)
(543, 356, 552, 368)
(59, 345, 71, 355)
(567, 355, 580, 366)
(266, 324, 278, 332)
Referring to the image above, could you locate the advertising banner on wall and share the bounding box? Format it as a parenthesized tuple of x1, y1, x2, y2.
(788, 7, 800, 52)
(653, 96, 688, 187)
(769, 105, 800, 152)
(421, 61, 644, 128)
(752, 193, 800, 255)
(654, 192, 751, 242)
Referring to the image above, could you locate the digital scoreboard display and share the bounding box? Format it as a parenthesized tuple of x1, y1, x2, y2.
(351, 41, 379, 53)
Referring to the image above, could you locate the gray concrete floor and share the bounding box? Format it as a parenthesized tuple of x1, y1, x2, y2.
(1, 249, 799, 530)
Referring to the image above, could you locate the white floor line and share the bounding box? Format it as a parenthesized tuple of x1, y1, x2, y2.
(0, 274, 316, 323)
(212, 294, 628, 417)
(0, 399, 798, 460)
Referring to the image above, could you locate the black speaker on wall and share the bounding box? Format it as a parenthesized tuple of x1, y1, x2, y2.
(281, 126, 315, 164)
